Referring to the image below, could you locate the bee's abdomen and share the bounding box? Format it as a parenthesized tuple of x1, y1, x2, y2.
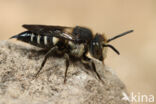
(11, 31, 59, 48)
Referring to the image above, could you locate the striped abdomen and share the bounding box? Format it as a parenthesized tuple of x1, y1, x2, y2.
(10, 31, 60, 49)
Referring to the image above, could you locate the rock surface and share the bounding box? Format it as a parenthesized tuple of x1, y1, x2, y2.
(0, 41, 130, 104)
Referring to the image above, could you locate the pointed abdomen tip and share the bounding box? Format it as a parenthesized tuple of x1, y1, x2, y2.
(9, 35, 19, 39)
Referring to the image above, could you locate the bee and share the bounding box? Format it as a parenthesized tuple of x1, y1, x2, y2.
(10, 24, 133, 83)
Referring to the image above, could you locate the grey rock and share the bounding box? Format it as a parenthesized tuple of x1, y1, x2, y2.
(0, 41, 130, 104)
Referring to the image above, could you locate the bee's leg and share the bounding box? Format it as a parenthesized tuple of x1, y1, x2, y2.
(64, 53, 70, 84)
(90, 60, 102, 81)
(81, 56, 103, 83)
(35, 46, 58, 78)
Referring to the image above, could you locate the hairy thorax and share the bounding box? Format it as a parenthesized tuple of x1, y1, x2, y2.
(68, 41, 85, 58)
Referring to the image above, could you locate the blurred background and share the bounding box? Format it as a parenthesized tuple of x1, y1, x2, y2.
(0, 0, 155, 103)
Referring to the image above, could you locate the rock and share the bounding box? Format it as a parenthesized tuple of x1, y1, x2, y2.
(0, 41, 130, 104)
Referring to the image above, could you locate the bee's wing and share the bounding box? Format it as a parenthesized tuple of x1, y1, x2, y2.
(22, 24, 75, 41)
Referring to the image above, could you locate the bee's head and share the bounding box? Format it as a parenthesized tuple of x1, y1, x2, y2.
(89, 33, 109, 62)
(89, 30, 133, 63)
(89, 33, 120, 63)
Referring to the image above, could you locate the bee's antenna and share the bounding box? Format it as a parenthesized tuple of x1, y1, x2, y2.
(107, 30, 133, 43)
(103, 44, 120, 55)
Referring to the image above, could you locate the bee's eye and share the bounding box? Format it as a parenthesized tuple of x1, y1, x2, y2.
(90, 41, 103, 61)
(99, 56, 103, 61)
(92, 42, 95, 45)
(93, 42, 99, 46)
